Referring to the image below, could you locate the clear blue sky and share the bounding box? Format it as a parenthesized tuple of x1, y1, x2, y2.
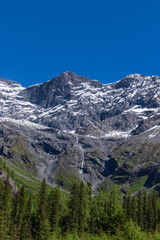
(0, 0, 160, 87)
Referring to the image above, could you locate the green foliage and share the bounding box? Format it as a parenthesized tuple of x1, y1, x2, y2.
(33, 178, 51, 240)
(55, 171, 80, 192)
(106, 187, 124, 234)
(0, 157, 13, 177)
(127, 176, 148, 195)
(122, 220, 146, 240)
(0, 157, 56, 195)
(48, 185, 62, 230)
(138, 191, 143, 230)
(1, 171, 160, 240)
(150, 232, 160, 240)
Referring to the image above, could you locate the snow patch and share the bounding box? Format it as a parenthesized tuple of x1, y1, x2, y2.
(0, 117, 48, 129)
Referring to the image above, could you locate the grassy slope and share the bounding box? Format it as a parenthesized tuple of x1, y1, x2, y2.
(0, 157, 69, 197)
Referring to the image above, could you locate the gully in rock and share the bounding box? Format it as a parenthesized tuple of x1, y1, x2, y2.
(75, 134, 85, 181)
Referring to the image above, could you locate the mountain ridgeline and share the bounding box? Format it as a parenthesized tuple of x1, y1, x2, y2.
(0, 72, 160, 192)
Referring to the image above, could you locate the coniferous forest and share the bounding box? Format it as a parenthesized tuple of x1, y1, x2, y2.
(1, 176, 160, 240)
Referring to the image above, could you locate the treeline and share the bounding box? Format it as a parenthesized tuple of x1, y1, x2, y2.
(1, 177, 160, 240)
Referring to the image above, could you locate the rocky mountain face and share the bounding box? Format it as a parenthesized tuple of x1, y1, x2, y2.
(1, 72, 160, 192)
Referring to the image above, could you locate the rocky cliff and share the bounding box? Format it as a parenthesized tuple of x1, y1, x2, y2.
(1, 72, 160, 192)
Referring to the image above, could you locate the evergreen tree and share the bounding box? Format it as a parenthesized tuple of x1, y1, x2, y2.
(89, 197, 100, 234)
(0, 179, 4, 210)
(48, 185, 62, 231)
(9, 223, 19, 240)
(87, 182, 92, 202)
(152, 192, 158, 231)
(126, 196, 131, 219)
(130, 196, 137, 224)
(34, 178, 50, 240)
(0, 210, 10, 240)
(122, 219, 145, 240)
(148, 195, 154, 231)
(25, 193, 33, 240)
(101, 199, 109, 233)
(67, 182, 80, 232)
(106, 187, 124, 234)
(96, 188, 107, 233)
(78, 182, 90, 233)
(15, 185, 27, 240)
(0, 175, 12, 239)
(137, 191, 143, 230)
(143, 191, 148, 231)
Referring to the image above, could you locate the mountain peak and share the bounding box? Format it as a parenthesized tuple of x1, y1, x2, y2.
(114, 73, 154, 89)
(0, 78, 21, 86)
(125, 73, 144, 78)
(50, 71, 91, 85)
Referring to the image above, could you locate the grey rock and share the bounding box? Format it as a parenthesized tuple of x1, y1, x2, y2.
(1, 72, 160, 191)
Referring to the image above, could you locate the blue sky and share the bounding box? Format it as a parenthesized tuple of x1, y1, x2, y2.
(0, 0, 160, 87)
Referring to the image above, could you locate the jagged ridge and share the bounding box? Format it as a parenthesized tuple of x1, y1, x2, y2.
(1, 72, 160, 192)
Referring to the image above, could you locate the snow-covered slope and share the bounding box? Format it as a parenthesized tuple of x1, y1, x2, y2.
(2, 72, 160, 135)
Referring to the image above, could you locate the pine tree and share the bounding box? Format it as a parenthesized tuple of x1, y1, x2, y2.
(101, 199, 109, 233)
(0, 179, 4, 210)
(25, 193, 33, 240)
(143, 191, 148, 231)
(130, 196, 137, 224)
(106, 187, 124, 234)
(87, 182, 92, 202)
(34, 178, 50, 240)
(0, 175, 12, 239)
(152, 192, 158, 231)
(9, 223, 19, 240)
(89, 197, 100, 234)
(137, 191, 143, 230)
(48, 185, 61, 231)
(95, 187, 106, 233)
(78, 182, 90, 233)
(126, 196, 131, 219)
(67, 182, 80, 232)
(148, 195, 154, 231)
(0, 210, 10, 240)
(14, 185, 27, 239)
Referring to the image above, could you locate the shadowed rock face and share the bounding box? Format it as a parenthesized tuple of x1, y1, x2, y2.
(20, 72, 91, 108)
(1, 72, 160, 191)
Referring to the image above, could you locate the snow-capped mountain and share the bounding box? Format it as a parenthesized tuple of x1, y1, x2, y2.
(1, 72, 160, 192)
